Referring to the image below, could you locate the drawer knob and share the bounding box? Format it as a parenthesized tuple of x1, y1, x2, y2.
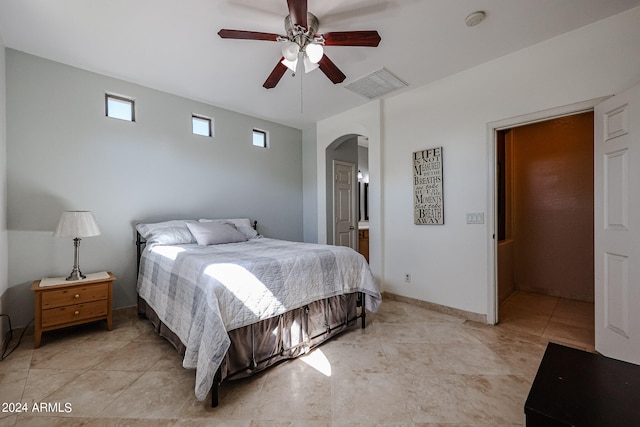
(74, 310, 80, 315)
(74, 294, 80, 299)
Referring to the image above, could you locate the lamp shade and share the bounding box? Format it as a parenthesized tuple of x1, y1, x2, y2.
(281, 57, 298, 73)
(305, 43, 323, 64)
(303, 55, 319, 73)
(53, 211, 102, 238)
(281, 41, 300, 62)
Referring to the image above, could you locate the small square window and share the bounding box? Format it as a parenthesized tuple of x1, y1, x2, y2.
(192, 115, 213, 137)
(252, 129, 267, 148)
(106, 94, 135, 121)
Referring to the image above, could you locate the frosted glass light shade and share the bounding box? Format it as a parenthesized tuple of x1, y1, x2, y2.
(281, 41, 300, 62)
(303, 55, 319, 73)
(305, 43, 323, 64)
(53, 211, 102, 238)
(281, 57, 298, 72)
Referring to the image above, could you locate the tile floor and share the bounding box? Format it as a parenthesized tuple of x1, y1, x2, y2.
(0, 291, 594, 426)
(498, 291, 595, 353)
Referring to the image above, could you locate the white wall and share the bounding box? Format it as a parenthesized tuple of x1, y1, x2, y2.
(6, 50, 303, 327)
(0, 40, 8, 343)
(318, 6, 640, 317)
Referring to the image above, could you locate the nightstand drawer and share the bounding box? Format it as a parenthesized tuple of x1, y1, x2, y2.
(41, 283, 109, 309)
(41, 300, 109, 327)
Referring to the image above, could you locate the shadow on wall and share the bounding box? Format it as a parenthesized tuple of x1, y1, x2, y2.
(7, 189, 68, 232)
(6, 281, 34, 330)
(0, 291, 10, 347)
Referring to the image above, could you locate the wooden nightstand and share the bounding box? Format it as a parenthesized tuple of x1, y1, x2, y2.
(31, 272, 116, 348)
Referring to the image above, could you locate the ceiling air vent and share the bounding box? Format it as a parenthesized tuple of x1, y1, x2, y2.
(345, 67, 408, 99)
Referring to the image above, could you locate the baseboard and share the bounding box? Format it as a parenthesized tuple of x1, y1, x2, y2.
(516, 286, 594, 303)
(382, 292, 487, 324)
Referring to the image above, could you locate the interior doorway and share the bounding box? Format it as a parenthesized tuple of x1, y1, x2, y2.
(496, 111, 595, 349)
(325, 134, 371, 262)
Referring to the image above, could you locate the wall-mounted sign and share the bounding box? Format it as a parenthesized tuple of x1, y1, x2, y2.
(413, 147, 444, 225)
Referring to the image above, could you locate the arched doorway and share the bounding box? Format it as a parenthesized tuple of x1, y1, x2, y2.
(314, 100, 382, 283)
(325, 134, 370, 261)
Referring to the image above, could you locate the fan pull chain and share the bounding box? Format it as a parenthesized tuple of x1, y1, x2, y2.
(300, 66, 304, 114)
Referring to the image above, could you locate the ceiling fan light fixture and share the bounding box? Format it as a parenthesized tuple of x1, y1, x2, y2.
(282, 41, 300, 61)
(303, 55, 319, 73)
(281, 57, 298, 73)
(218, 1, 382, 89)
(305, 43, 324, 64)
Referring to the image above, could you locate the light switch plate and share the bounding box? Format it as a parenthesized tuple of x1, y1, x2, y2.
(466, 212, 485, 224)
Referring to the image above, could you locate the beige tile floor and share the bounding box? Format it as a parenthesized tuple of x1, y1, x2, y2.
(0, 292, 594, 426)
(498, 291, 595, 353)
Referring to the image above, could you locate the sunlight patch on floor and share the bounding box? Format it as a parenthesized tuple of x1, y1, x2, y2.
(300, 349, 332, 377)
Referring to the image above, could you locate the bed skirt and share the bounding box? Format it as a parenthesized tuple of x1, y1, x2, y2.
(138, 292, 361, 404)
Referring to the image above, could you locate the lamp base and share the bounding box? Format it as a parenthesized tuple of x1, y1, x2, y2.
(66, 268, 86, 281)
(66, 238, 86, 281)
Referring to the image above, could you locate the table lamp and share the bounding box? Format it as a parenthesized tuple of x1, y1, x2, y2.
(53, 211, 102, 281)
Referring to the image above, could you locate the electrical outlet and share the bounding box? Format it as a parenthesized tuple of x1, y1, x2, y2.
(404, 273, 411, 283)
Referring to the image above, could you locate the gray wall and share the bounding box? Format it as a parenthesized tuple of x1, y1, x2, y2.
(0, 43, 8, 343)
(302, 124, 318, 243)
(6, 49, 303, 327)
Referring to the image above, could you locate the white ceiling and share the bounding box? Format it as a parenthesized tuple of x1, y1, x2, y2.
(1, 0, 639, 129)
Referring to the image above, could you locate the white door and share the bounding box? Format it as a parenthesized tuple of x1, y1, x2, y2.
(594, 83, 640, 364)
(333, 160, 357, 249)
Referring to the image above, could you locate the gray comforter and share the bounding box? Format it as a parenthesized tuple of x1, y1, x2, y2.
(137, 237, 381, 400)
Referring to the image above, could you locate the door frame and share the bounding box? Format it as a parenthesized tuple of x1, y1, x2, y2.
(486, 96, 610, 325)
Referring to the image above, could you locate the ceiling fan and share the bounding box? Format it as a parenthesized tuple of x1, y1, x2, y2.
(218, 0, 381, 89)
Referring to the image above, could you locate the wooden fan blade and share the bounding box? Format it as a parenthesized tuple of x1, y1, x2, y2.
(321, 31, 381, 47)
(318, 55, 346, 84)
(263, 57, 288, 89)
(218, 29, 281, 42)
(287, 0, 308, 28)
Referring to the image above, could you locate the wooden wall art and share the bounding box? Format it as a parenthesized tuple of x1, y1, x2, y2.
(413, 147, 444, 224)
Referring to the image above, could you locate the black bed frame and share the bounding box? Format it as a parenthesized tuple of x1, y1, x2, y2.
(135, 221, 367, 407)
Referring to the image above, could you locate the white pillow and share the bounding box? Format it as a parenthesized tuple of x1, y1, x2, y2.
(186, 221, 247, 246)
(199, 218, 258, 240)
(136, 220, 197, 245)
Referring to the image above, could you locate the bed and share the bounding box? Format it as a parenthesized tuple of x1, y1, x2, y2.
(135, 218, 381, 406)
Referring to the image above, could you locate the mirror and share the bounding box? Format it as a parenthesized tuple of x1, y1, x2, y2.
(359, 182, 369, 221)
